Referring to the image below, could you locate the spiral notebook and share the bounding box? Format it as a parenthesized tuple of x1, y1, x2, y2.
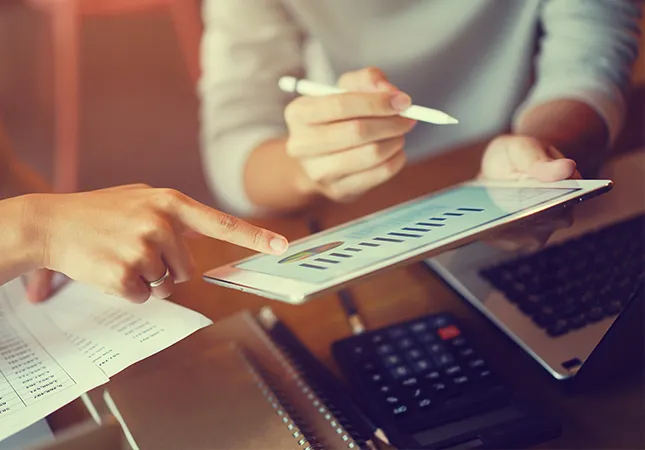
(103, 311, 372, 450)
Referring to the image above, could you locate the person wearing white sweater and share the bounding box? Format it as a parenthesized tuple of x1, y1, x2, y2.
(198, 0, 642, 216)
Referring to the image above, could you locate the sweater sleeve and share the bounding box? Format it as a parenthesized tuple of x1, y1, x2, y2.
(513, 0, 643, 146)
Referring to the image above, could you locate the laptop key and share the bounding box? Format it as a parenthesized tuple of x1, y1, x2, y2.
(603, 300, 623, 316)
(586, 306, 604, 323)
(546, 319, 569, 337)
(569, 313, 587, 329)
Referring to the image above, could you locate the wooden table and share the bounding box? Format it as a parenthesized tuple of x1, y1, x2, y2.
(49, 141, 644, 449)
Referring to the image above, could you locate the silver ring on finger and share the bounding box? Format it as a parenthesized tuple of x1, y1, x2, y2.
(147, 266, 170, 288)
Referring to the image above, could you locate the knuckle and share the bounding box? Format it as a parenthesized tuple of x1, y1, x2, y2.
(361, 142, 383, 164)
(218, 213, 240, 234)
(383, 152, 406, 176)
(134, 242, 158, 265)
(155, 188, 185, 208)
(110, 264, 137, 292)
(249, 227, 264, 248)
(326, 95, 347, 118)
(139, 214, 172, 240)
(347, 120, 368, 140)
(364, 66, 385, 80)
(393, 135, 406, 149)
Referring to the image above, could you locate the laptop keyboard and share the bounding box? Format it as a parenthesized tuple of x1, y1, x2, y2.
(480, 214, 645, 337)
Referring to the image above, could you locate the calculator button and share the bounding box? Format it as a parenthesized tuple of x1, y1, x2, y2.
(468, 359, 486, 369)
(432, 353, 455, 367)
(459, 347, 475, 358)
(401, 376, 418, 388)
(370, 373, 385, 383)
(377, 344, 395, 355)
(452, 375, 470, 387)
(388, 327, 407, 339)
(429, 315, 451, 328)
(371, 334, 385, 345)
(430, 382, 448, 394)
(417, 332, 436, 344)
(422, 371, 441, 382)
(351, 345, 365, 357)
(413, 359, 433, 372)
(378, 385, 393, 394)
(417, 398, 433, 409)
(451, 337, 468, 347)
(444, 365, 462, 376)
(398, 338, 415, 350)
(476, 369, 494, 382)
(390, 365, 412, 379)
(384, 395, 402, 405)
(406, 348, 424, 360)
(437, 325, 461, 340)
(409, 387, 424, 399)
(384, 354, 403, 367)
(409, 321, 428, 333)
(427, 343, 446, 354)
(391, 405, 408, 417)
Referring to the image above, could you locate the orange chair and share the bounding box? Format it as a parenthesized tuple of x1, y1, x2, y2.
(27, 0, 203, 192)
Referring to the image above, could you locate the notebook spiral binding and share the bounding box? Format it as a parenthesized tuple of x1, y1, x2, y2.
(272, 342, 370, 450)
(242, 351, 324, 450)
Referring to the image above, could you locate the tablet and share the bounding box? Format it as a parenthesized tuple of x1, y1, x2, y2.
(203, 179, 612, 304)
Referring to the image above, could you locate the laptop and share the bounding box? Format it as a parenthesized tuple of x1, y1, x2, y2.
(425, 151, 645, 383)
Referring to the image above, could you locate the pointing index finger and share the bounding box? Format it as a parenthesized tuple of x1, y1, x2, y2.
(171, 195, 289, 255)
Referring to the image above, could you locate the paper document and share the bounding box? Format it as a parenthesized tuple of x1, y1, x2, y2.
(0, 280, 109, 442)
(1, 278, 213, 442)
(37, 281, 213, 377)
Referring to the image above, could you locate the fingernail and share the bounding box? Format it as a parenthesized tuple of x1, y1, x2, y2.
(391, 92, 411, 111)
(270, 237, 288, 254)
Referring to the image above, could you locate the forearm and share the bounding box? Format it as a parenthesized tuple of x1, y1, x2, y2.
(243, 137, 319, 213)
(0, 195, 43, 285)
(514, 99, 610, 176)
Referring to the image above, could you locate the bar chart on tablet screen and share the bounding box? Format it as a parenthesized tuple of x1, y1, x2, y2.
(236, 186, 577, 283)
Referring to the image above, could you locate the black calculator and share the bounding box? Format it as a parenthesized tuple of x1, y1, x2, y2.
(332, 312, 560, 449)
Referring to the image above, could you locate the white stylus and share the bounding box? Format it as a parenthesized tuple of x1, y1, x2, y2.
(278, 76, 458, 125)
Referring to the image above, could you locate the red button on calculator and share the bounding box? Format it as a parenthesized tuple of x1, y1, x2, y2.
(438, 325, 461, 340)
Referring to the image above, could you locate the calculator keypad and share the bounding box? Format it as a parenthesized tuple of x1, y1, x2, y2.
(341, 313, 507, 428)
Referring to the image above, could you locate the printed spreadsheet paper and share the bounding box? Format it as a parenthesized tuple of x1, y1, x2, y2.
(0, 279, 108, 441)
(36, 281, 213, 378)
(0, 278, 213, 442)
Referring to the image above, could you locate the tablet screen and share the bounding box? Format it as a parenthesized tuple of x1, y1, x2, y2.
(235, 185, 579, 284)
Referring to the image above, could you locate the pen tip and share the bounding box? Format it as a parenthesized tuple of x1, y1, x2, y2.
(446, 116, 459, 124)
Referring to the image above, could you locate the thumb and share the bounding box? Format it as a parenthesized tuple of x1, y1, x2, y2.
(526, 145, 578, 182)
(26, 269, 55, 303)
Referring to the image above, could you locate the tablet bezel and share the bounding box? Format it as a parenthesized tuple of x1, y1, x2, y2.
(203, 179, 612, 304)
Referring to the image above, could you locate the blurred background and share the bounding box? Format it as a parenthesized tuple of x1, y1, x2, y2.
(0, 0, 643, 206)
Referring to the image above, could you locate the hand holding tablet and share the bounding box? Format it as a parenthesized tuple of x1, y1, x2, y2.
(203, 179, 612, 303)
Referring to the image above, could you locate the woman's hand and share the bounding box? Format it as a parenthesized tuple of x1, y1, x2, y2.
(285, 67, 416, 202)
(25, 184, 288, 303)
(479, 135, 580, 251)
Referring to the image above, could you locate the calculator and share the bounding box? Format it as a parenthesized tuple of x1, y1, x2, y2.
(331, 312, 560, 449)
